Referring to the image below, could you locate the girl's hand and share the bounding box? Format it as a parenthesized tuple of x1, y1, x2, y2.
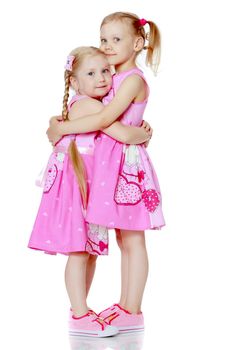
(143, 139, 150, 148)
(46, 119, 62, 146)
(49, 115, 63, 126)
(141, 120, 153, 137)
(141, 120, 153, 147)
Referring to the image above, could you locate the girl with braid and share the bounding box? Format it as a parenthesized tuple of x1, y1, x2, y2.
(47, 12, 165, 333)
(28, 46, 152, 337)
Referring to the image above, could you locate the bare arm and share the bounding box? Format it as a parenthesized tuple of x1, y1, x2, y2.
(56, 97, 151, 145)
(47, 75, 145, 142)
(70, 102, 152, 144)
(103, 121, 151, 144)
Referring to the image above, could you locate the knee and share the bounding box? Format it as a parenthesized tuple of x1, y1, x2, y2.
(122, 231, 146, 251)
(88, 254, 98, 265)
(115, 230, 124, 250)
(69, 251, 89, 261)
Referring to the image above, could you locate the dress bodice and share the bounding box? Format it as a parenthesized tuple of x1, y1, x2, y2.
(102, 67, 149, 126)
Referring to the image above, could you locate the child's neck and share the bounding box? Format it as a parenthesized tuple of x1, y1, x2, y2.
(115, 60, 137, 74)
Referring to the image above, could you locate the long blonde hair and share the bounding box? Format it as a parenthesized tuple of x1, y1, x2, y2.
(62, 46, 104, 209)
(101, 12, 161, 75)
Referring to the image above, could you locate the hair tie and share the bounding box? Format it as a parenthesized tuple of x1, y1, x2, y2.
(138, 18, 148, 26)
(64, 55, 75, 71)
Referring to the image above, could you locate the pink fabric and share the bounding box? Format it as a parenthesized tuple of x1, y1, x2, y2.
(98, 304, 122, 318)
(64, 55, 75, 71)
(103, 307, 144, 332)
(28, 94, 108, 255)
(69, 311, 119, 336)
(86, 67, 165, 230)
(70, 312, 104, 332)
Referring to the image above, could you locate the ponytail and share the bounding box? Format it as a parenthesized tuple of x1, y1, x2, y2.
(145, 21, 161, 75)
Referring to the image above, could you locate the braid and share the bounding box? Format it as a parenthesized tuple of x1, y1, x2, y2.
(61, 46, 105, 210)
(62, 70, 70, 120)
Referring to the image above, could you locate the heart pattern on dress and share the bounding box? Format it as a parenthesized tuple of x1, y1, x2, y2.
(142, 189, 160, 212)
(43, 164, 58, 193)
(114, 175, 142, 205)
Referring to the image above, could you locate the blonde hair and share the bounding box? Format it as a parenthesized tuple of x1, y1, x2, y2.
(62, 46, 105, 209)
(101, 12, 161, 75)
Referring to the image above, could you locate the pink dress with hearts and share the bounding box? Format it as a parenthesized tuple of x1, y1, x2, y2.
(86, 67, 165, 230)
(28, 95, 109, 255)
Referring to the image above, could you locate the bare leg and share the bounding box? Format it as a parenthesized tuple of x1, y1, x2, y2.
(121, 230, 149, 314)
(86, 254, 98, 297)
(115, 229, 128, 307)
(65, 252, 89, 317)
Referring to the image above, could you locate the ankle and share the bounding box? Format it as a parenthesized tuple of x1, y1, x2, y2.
(124, 305, 141, 314)
(71, 306, 89, 318)
(118, 300, 126, 308)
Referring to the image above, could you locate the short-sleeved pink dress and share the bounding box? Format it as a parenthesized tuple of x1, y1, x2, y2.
(86, 67, 165, 231)
(28, 95, 109, 255)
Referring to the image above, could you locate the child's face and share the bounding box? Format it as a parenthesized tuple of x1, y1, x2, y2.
(100, 20, 138, 67)
(72, 55, 112, 98)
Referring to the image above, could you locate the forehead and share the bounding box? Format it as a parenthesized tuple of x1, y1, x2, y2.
(80, 54, 109, 69)
(100, 20, 132, 37)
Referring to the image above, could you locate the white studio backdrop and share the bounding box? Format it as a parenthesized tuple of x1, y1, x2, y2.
(0, 0, 233, 349)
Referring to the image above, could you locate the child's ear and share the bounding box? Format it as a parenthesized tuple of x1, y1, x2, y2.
(134, 36, 144, 52)
(70, 76, 79, 91)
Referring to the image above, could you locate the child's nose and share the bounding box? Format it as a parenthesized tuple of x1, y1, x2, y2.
(98, 73, 105, 82)
(105, 43, 113, 52)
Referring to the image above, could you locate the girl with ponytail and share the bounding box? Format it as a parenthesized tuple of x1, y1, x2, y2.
(28, 45, 151, 336)
(47, 12, 165, 333)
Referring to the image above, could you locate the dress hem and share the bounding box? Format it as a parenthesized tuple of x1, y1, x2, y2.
(86, 222, 166, 231)
(28, 244, 108, 256)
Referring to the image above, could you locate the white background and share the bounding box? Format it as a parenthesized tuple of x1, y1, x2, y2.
(0, 0, 233, 349)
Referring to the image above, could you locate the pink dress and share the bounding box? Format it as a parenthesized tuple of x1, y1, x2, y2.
(28, 95, 109, 255)
(86, 67, 165, 230)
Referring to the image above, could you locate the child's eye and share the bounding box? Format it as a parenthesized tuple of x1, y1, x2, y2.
(88, 72, 94, 76)
(102, 68, 110, 73)
(100, 38, 107, 44)
(113, 37, 120, 42)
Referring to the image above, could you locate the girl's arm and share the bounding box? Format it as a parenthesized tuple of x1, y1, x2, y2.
(47, 74, 146, 140)
(103, 121, 151, 144)
(70, 98, 151, 145)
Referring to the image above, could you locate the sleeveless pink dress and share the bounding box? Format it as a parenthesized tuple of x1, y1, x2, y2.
(28, 95, 109, 255)
(86, 67, 165, 230)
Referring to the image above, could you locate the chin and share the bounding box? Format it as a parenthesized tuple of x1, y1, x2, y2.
(97, 88, 109, 96)
(106, 56, 117, 65)
(94, 92, 106, 99)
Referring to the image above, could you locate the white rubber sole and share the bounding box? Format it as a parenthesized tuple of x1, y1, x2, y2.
(69, 326, 119, 338)
(118, 325, 145, 333)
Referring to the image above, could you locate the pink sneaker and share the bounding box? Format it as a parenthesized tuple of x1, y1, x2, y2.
(102, 306, 144, 333)
(98, 303, 121, 318)
(69, 311, 119, 337)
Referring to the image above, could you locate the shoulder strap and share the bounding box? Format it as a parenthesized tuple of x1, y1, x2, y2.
(129, 68, 150, 100)
(68, 94, 89, 111)
(114, 67, 150, 100)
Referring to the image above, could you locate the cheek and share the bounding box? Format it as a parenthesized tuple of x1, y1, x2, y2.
(99, 44, 105, 52)
(85, 80, 93, 89)
(88, 83, 95, 91)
